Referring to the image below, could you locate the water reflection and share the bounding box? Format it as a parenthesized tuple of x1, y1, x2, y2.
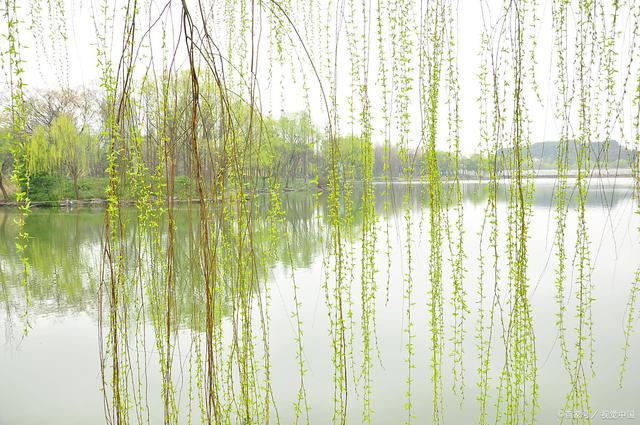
(0, 179, 638, 425)
(1, 179, 634, 319)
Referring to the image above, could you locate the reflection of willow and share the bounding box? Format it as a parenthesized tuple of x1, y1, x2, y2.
(0, 190, 361, 327)
(0, 182, 633, 320)
(0, 209, 102, 316)
(0, 181, 632, 314)
(174, 198, 327, 332)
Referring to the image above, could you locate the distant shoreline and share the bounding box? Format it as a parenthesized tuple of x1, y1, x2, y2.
(0, 172, 635, 209)
(373, 168, 635, 182)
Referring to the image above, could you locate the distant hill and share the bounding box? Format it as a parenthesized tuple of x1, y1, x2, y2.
(501, 140, 637, 169)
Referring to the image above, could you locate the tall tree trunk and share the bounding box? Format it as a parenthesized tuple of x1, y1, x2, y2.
(0, 173, 7, 200)
(73, 175, 80, 200)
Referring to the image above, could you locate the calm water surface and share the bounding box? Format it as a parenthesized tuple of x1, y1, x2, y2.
(1, 180, 639, 424)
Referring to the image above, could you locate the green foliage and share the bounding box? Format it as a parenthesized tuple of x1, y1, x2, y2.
(26, 125, 52, 174)
(59, 176, 107, 200)
(18, 175, 107, 202)
(23, 171, 55, 202)
(49, 114, 97, 199)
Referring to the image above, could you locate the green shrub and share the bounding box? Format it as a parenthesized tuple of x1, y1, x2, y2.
(26, 172, 57, 202)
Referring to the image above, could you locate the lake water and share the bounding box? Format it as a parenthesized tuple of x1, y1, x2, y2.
(1, 180, 639, 424)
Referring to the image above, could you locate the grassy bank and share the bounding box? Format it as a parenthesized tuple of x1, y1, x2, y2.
(0, 174, 318, 205)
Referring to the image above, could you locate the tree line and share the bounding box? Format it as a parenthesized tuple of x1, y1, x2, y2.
(0, 85, 486, 201)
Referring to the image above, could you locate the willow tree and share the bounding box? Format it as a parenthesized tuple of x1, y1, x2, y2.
(49, 113, 96, 200)
(25, 125, 53, 178)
